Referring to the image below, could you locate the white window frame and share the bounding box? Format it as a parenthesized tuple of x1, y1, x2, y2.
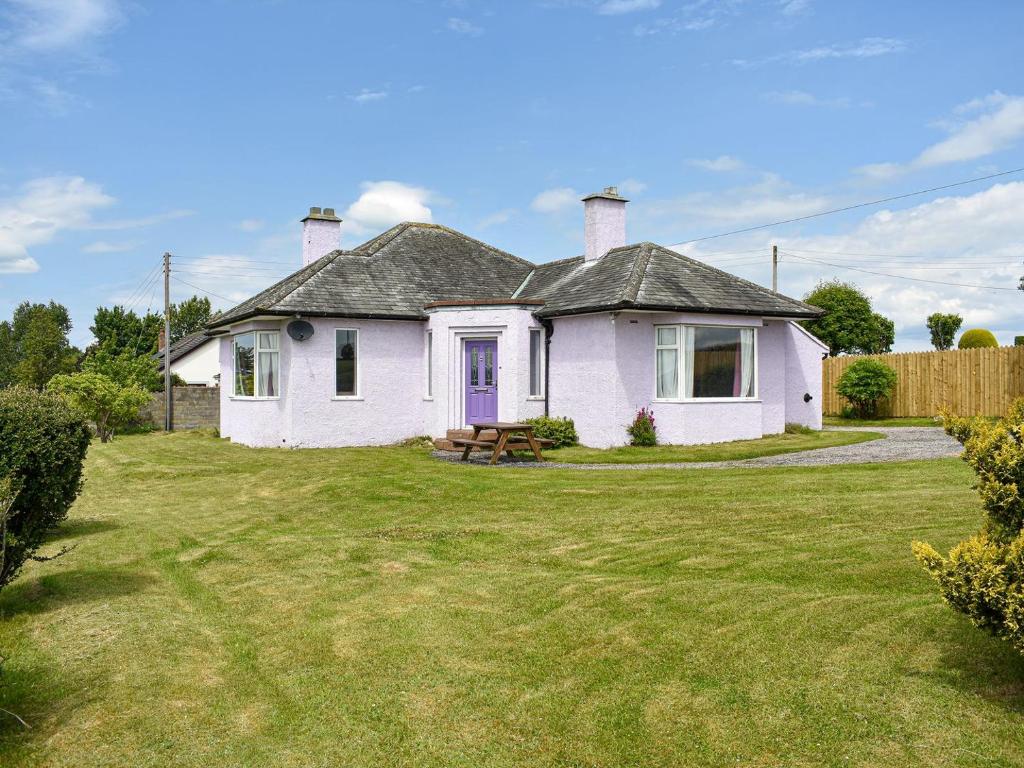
(230, 330, 280, 400)
(424, 330, 433, 400)
(653, 323, 759, 403)
(333, 328, 362, 400)
(528, 327, 545, 399)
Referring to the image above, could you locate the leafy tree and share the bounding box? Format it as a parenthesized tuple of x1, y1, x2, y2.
(914, 400, 1024, 656)
(0, 321, 14, 388)
(5, 302, 80, 389)
(82, 347, 163, 392)
(169, 295, 217, 343)
(958, 328, 998, 349)
(47, 372, 150, 443)
(836, 359, 898, 419)
(926, 313, 963, 351)
(90, 305, 162, 357)
(0, 386, 91, 590)
(802, 280, 895, 356)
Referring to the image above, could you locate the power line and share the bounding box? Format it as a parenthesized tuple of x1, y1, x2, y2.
(668, 166, 1024, 247)
(170, 275, 238, 304)
(782, 251, 1018, 291)
(783, 246, 1022, 261)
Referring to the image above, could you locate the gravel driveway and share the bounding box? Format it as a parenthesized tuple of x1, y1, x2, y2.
(433, 427, 962, 470)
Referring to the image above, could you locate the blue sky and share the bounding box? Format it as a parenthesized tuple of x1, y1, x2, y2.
(2, 0, 1023, 350)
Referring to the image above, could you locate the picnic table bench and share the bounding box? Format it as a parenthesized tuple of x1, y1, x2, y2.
(451, 422, 553, 464)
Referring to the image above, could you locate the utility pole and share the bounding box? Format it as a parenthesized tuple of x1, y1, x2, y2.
(771, 244, 778, 292)
(163, 252, 173, 432)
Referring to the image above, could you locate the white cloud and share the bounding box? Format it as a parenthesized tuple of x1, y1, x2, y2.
(3, 0, 123, 52)
(83, 239, 138, 254)
(779, 0, 811, 15)
(344, 181, 434, 234)
(632, 1, 739, 35)
(447, 17, 483, 36)
(0, 175, 113, 273)
(733, 36, 906, 67)
(478, 208, 516, 229)
(86, 208, 194, 230)
(762, 90, 852, 108)
(530, 187, 578, 214)
(349, 88, 388, 104)
(857, 92, 1024, 179)
(688, 155, 745, 173)
(598, 0, 660, 15)
(237, 218, 264, 232)
(618, 178, 648, 196)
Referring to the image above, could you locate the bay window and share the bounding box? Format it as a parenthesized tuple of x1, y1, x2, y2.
(233, 331, 279, 397)
(654, 324, 756, 400)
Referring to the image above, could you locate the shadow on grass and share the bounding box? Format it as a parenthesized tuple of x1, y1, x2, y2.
(0, 568, 153, 619)
(44, 518, 120, 544)
(926, 620, 1024, 714)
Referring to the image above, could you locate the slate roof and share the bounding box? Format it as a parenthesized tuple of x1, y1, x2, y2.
(209, 222, 821, 329)
(155, 330, 212, 371)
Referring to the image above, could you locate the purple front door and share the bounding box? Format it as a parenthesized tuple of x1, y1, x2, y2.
(465, 340, 498, 424)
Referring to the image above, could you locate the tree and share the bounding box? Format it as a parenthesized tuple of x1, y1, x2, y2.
(958, 328, 998, 349)
(802, 281, 895, 356)
(914, 400, 1024, 656)
(47, 372, 150, 443)
(836, 359, 898, 419)
(90, 305, 162, 357)
(5, 302, 80, 389)
(169, 295, 216, 343)
(926, 313, 963, 351)
(82, 347, 163, 392)
(0, 321, 14, 388)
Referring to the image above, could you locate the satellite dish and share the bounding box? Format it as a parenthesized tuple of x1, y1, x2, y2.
(287, 320, 315, 341)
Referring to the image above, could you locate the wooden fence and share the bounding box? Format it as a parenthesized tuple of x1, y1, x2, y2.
(822, 346, 1024, 417)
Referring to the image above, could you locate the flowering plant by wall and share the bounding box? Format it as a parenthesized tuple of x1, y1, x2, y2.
(626, 407, 657, 447)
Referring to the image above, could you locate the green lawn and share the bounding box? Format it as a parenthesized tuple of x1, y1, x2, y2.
(823, 416, 942, 428)
(1, 433, 1022, 767)
(551, 429, 881, 464)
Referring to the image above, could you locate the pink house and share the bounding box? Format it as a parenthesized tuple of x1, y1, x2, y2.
(208, 188, 826, 449)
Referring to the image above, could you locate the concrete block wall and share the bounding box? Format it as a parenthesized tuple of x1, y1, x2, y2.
(142, 386, 220, 430)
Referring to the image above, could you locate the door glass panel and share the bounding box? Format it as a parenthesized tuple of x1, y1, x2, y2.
(469, 347, 479, 386)
(484, 346, 494, 386)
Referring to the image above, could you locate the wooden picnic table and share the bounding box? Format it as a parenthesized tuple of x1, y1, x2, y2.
(453, 421, 550, 464)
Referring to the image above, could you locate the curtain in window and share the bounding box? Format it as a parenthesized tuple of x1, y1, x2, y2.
(257, 332, 279, 397)
(656, 326, 679, 399)
(682, 327, 695, 398)
(740, 328, 754, 397)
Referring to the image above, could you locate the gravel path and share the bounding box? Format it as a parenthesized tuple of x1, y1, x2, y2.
(432, 427, 962, 470)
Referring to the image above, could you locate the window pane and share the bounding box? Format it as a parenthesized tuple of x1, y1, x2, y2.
(426, 332, 432, 397)
(336, 329, 357, 396)
(656, 326, 677, 347)
(691, 327, 750, 398)
(529, 329, 542, 397)
(233, 333, 254, 396)
(656, 348, 678, 398)
(484, 346, 494, 386)
(469, 346, 479, 386)
(256, 332, 279, 397)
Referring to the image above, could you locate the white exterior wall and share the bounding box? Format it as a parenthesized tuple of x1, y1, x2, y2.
(548, 311, 821, 448)
(170, 339, 220, 387)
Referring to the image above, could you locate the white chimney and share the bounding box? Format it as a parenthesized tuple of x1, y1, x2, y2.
(301, 206, 342, 266)
(582, 186, 628, 261)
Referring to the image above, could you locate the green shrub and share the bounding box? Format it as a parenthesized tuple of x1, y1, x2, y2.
(1015, 336, 1024, 347)
(836, 358, 898, 419)
(626, 407, 657, 447)
(0, 386, 91, 590)
(958, 328, 998, 349)
(523, 416, 578, 448)
(47, 372, 151, 443)
(914, 399, 1024, 655)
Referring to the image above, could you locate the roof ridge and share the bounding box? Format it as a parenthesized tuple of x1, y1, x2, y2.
(536, 254, 585, 268)
(649, 242, 820, 313)
(622, 243, 652, 304)
(510, 269, 535, 298)
(351, 222, 412, 256)
(354, 221, 536, 268)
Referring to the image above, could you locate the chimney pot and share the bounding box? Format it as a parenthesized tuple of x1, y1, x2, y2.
(323, 207, 335, 217)
(309, 206, 322, 216)
(605, 186, 617, 195)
